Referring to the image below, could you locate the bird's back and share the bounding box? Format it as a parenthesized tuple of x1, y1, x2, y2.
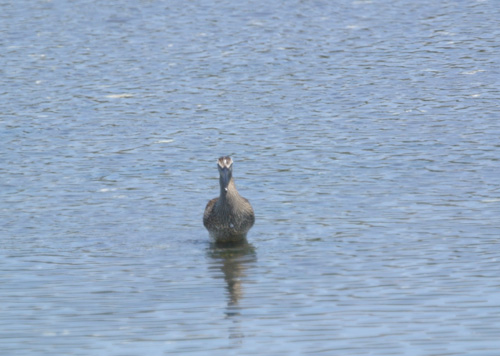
(203, 195, 254, 242)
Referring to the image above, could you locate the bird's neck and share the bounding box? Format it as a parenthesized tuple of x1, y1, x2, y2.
(219, 179, 241, 204)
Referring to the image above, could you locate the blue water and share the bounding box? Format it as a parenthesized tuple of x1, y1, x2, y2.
(2, 0, 500, 354)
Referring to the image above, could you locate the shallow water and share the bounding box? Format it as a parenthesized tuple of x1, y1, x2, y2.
(2, 0, 500, 354)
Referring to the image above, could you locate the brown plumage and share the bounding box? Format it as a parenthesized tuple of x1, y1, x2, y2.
(203, 156, 255, 242)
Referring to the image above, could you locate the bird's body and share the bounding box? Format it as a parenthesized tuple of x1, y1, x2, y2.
(203, 156, 255, 242)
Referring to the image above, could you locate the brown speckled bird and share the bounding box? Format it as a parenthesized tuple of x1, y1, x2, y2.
(203, 156, 255, 242)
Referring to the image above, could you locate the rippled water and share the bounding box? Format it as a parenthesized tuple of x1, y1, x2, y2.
(2, 0, 500, 354)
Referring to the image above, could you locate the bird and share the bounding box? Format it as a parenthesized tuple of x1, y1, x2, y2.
(203, 156, 255, 243)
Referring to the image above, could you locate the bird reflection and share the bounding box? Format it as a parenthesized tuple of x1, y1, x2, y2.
(207, 240, 256, 316)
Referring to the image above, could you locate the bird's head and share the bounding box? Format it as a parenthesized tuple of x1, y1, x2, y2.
(217, 156, 233, 192)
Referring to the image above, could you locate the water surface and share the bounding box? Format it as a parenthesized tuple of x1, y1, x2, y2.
(1, 0, 500, 355)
